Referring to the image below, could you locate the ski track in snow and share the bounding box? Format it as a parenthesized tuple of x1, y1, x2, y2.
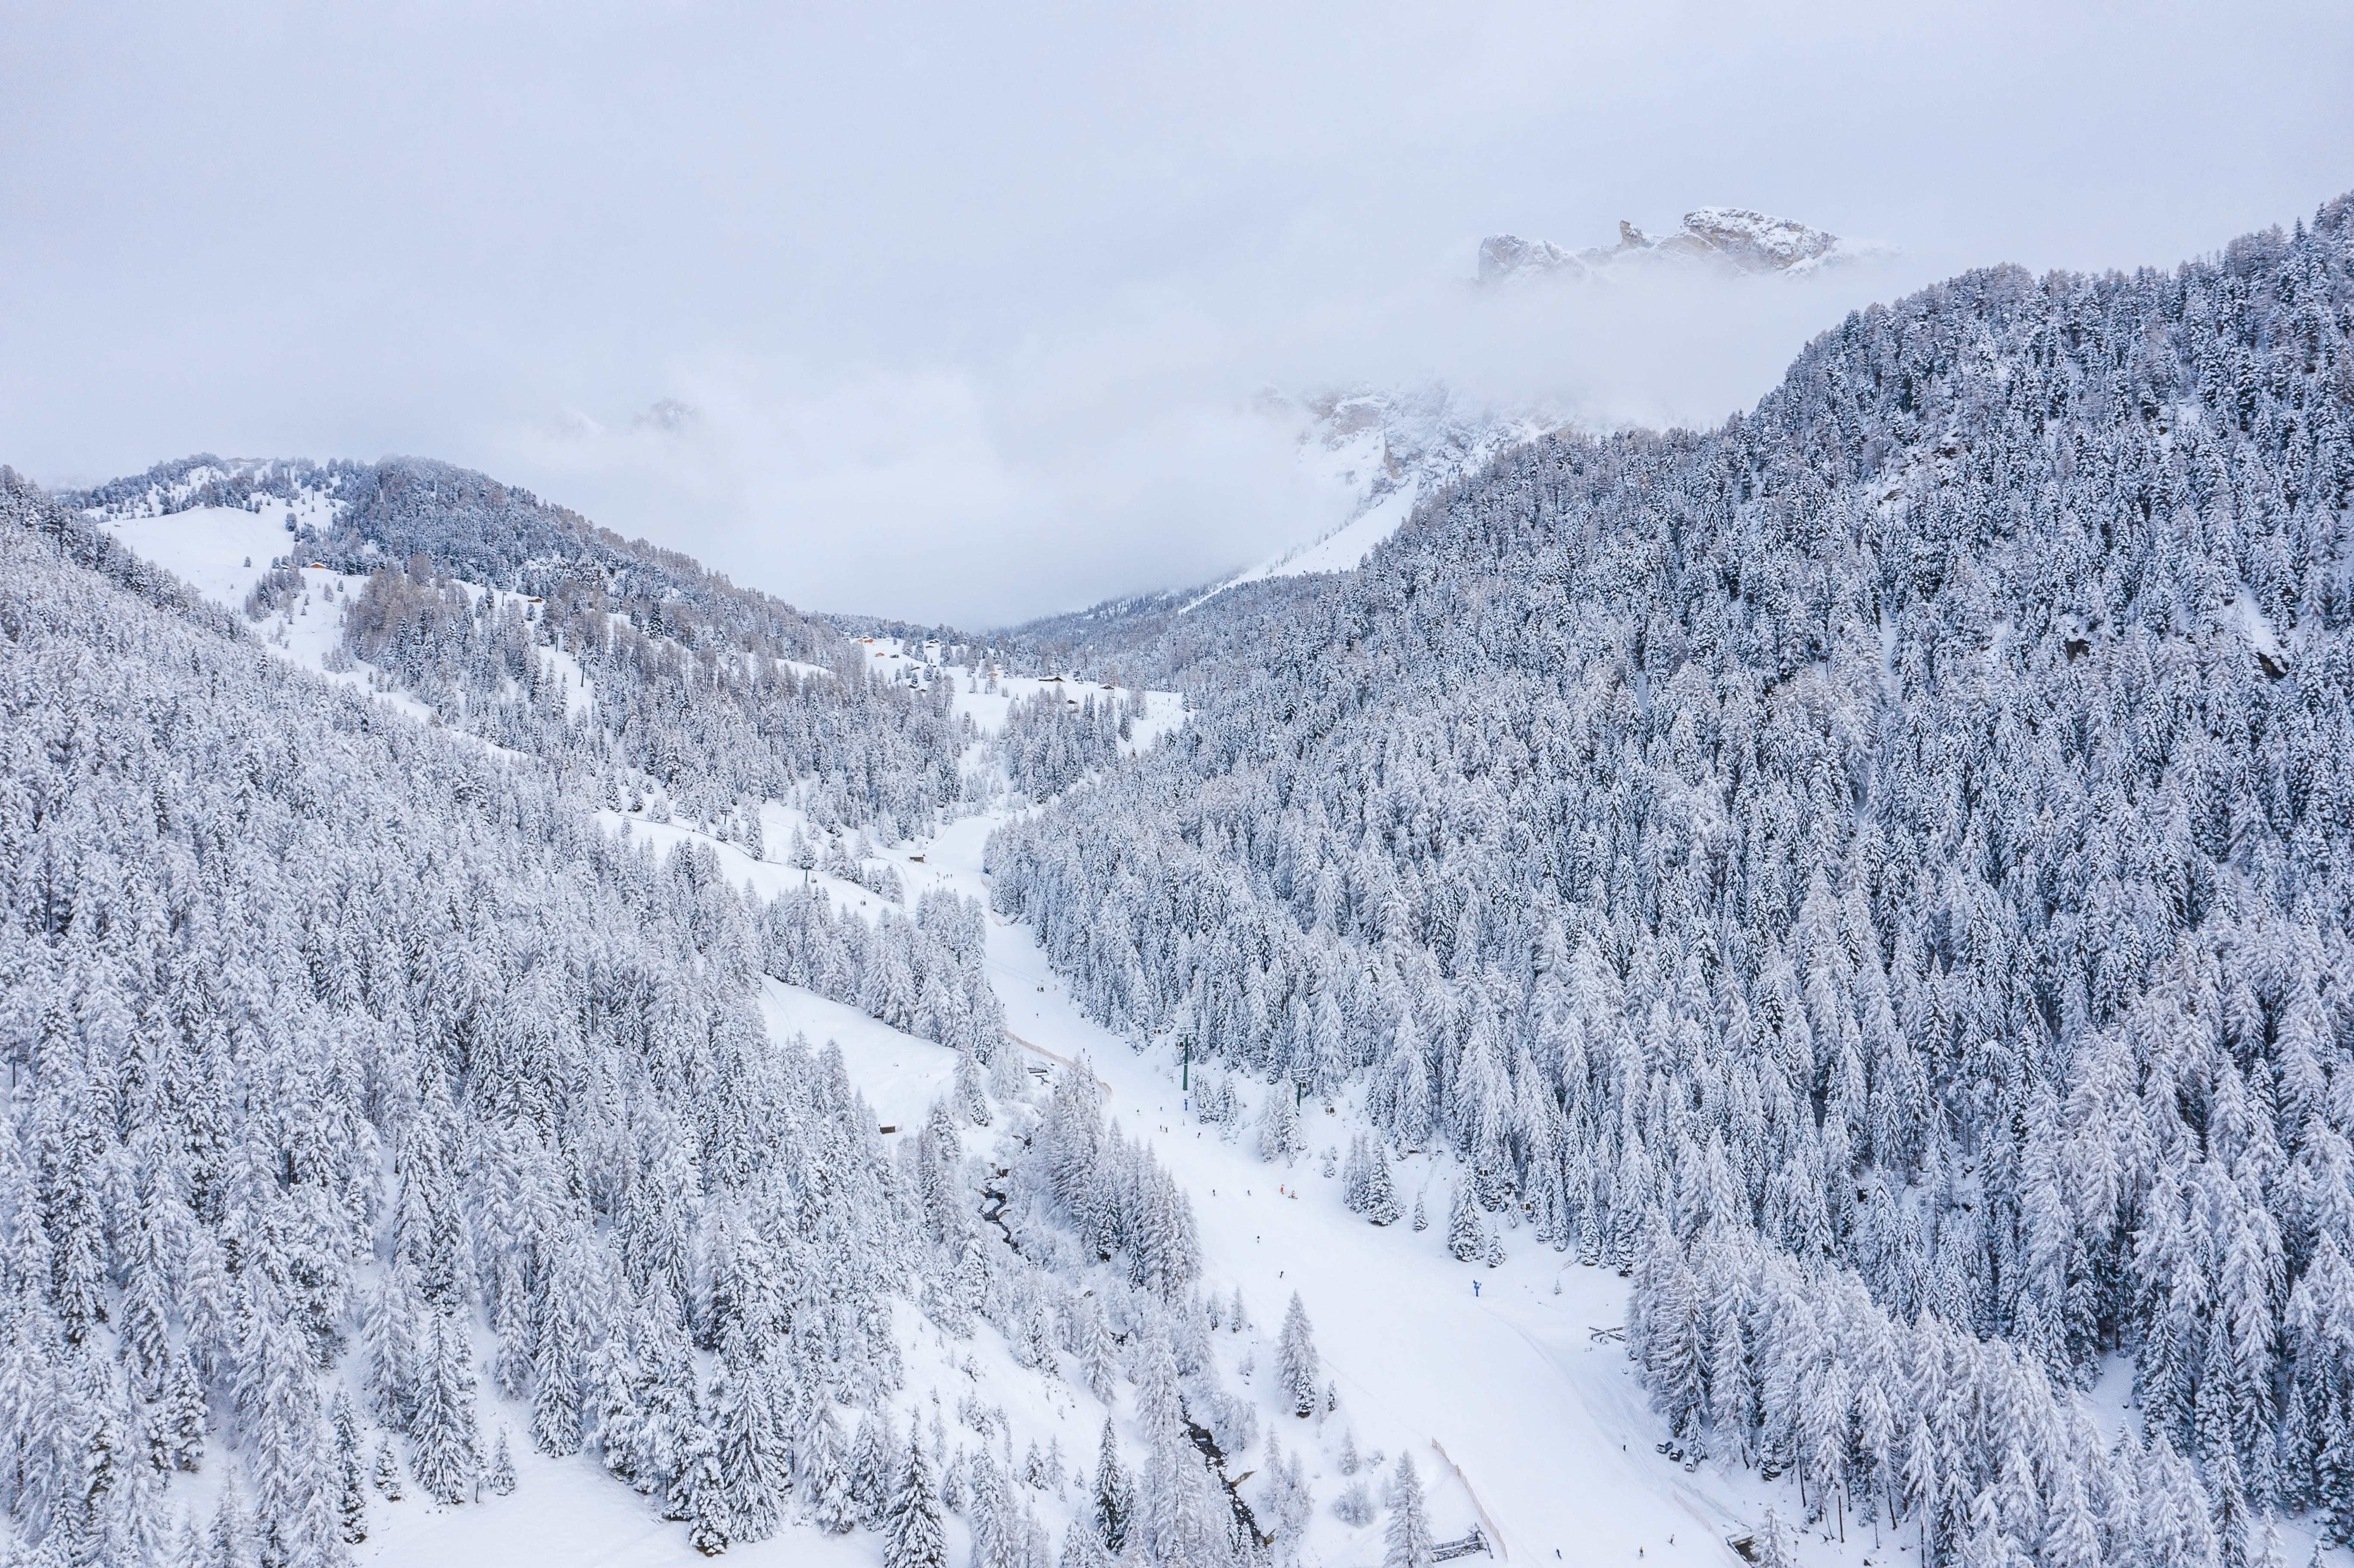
(87, 521, 1862, 1568)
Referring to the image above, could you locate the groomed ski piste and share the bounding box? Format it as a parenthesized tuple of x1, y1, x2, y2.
(94, 505, 2154, 1568)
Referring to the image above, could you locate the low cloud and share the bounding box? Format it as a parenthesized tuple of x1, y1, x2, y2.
(4, 0, 2349, 624)
(629, 399, 698, 435)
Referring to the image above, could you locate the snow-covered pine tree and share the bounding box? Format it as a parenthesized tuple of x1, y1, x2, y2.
(1134, 1331, 1186, 1439)
(1062, 1515, 1110, 1568)
(1361, 1146, 1401, 1226)
(1261, 1430, 1313, 1558)
(531, 1268, 585, 1457)
(1446, 1185, 1483, 1264)
(1138, 1426, 1228, 1568)
(334, 1394, 369, 1543)
(373, 1437, 405, 1501)
(1383, 1454, 1433, 1568)
(363, 1271, 418, 1432)
(676, 1405, 730, 1554)
(957, 1046, 993, 1126)
(883, 1436, 949, 1568)
(850, 1407, 899, 1528)
(1094, 1419, 1133, 1555)
(1073, 1296, 1120, 1405)
(408, 1310, 482, 1506)
(941, 1448, 969, 1514)
(1258, 1088, 1303, 1167)
(972, 1447, 1014, 1568)
(489, 1429, 518, 1497)
(711, 1335, 789, 1543)
(207, 1482, 252, 1568)
(1277, 1295, 1319, 1419)
(803, 1400, 855, 1533)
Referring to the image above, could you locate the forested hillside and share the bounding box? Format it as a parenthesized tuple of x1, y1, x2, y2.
(0, 476, 1251, 1567)
(72, 456, 973, 841)
(989, 197, 2354, 1567)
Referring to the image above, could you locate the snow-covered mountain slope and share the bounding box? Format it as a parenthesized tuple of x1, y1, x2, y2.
(1479, 207, 1883, 283)
(1190, 389, 1550, 607)
(101, 493, 333, 607)
(77, 453, 977, 846)
(1190, 209, 1879, 606)
(99, 499, 598, 734)
(990, 196, 2354, 1568)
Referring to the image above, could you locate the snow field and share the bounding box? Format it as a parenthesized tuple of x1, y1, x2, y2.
(102, 502, 306, 610)
(94, 502, 592, 733)
(759, 980, 959, 1136)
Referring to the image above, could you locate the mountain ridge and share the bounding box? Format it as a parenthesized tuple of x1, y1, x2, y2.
(1479, 205, 1874, 284)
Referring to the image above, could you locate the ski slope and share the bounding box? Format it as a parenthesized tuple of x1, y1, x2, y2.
(759, 979, 959, 1135)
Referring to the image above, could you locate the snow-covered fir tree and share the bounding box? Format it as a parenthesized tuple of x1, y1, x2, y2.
(1256, 1087, 1304, 1167)
(883, 1435, 949, 1568)
(803, 1399, 856, 1533)
(1383, 1454, 1433, 1568)
(1094, 1417, 1133, 1554)
(1276, 1295, 1319, 1420)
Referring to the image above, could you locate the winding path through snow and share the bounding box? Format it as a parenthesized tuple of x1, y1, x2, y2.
(899, 813, 1792, 1568)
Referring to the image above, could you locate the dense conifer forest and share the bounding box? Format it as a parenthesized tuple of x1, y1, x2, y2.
(0, 479, 1231, 1565)
(990, 196, 2354, 1567)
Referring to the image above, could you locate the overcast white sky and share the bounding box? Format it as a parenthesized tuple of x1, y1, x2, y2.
(4, 1, 2350, 626)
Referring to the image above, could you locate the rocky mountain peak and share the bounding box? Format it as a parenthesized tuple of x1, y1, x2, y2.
(1480, 206, 1854, 283)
